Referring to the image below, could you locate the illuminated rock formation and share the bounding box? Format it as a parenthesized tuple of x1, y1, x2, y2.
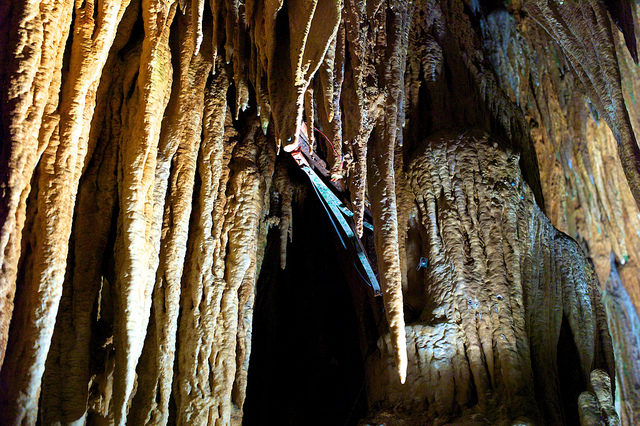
(367, 131, 614, 424)
(0, 0, 637, 424)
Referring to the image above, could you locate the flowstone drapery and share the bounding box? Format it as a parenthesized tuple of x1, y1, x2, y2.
(0, 0, 638, 424)
(366, 131, 614, 424)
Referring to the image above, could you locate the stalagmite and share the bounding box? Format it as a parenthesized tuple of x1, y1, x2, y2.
(602, 257, 640, 424)
(579, 370, 620, 425)
(367, 131, 614, 423)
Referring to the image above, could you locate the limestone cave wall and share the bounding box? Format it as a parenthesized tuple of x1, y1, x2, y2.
(0, 0, 638, 424)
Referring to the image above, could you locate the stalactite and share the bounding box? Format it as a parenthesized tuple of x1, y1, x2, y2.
(40, 4, 141, 422)
(317, 31, 337, 126)
(274, 163, 293, 270)
(303, 85, 315, 150)
(175, 65, 233, 424)
(244, 0, 283, 135)
(0, 0, 73, 370)
(0, 1, 130, 422)
(316, 20, 345, 178)
(363, 0, 414, 385)
(209, 0, 221, 68)
(207, 123, 274, 424)
(0, 0, 634, 423)
(343, 0, 373, 238)
(129, 5, 212, 423)
(605, 0, 638, 63)
(367, 127, 407, 384)
(225, 0, 249, 119)
(176, 118, 275, 425)
(193, 0, 206, 54)
(439, 0, 544, 206)
(112, 2, 175, 423)
(266, 0, 341, 151)
(229, 130, 276, 421)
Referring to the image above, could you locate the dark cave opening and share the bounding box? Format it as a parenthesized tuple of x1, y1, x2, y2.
(243, 168, 371, 425)
(557, 314, 587, 426)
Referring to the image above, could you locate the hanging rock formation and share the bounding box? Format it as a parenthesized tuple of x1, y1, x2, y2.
(0, 0, 638, 424)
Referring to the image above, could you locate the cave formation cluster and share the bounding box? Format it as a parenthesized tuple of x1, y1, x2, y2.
(0, 0, 639, 424)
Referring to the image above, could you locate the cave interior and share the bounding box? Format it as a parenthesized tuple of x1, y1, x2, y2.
(0, 0, 640, 425)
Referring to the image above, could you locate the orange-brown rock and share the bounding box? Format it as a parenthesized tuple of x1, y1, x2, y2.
(367, 131, 614, 424)
(0, 0, 636, 424)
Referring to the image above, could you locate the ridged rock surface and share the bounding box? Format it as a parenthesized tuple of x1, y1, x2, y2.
(0, 0, 637, 424)
(367, 131, 614, 424)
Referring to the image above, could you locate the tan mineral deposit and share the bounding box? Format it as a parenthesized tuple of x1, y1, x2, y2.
(0, 0, 638, 425)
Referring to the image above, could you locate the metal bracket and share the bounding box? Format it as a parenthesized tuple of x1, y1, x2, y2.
(290, 147, 381, 296)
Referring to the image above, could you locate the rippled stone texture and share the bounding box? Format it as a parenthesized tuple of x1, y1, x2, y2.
(367, 131, 614, 424)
